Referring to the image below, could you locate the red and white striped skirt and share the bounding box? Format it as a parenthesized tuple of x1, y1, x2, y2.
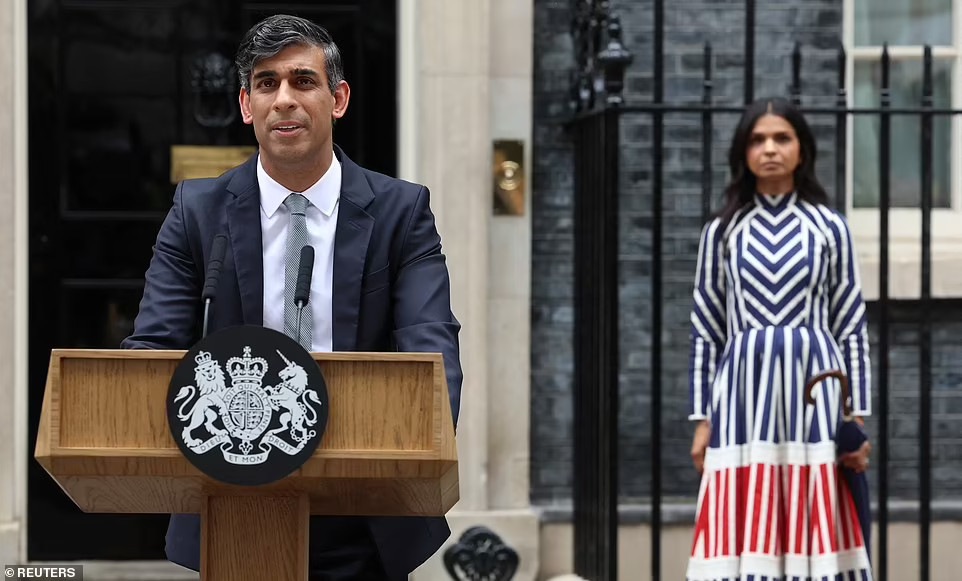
(686, 442, 873, 581)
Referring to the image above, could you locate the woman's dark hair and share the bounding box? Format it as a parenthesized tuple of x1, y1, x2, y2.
(716, 97, 829, 226)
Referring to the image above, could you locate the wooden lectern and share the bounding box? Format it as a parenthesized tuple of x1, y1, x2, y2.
(34, 349, 459, 581)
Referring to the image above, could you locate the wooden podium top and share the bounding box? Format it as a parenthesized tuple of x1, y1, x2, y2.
(35, 349, 459, 517)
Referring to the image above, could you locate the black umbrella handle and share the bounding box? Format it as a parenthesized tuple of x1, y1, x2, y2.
(805, 369, 852, 418)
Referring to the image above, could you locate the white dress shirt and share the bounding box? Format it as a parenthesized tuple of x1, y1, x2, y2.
(257, 155, 340, 352)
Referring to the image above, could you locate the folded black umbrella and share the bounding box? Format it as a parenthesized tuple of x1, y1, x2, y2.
(837, 418, 871, 559)
(806, 370, 872, 562)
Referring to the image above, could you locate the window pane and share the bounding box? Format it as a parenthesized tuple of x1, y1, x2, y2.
(854, 0, 952, 46)
(853, 58, 952, 209)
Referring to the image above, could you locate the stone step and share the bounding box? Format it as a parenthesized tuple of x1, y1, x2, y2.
(29, 561, 198, 581)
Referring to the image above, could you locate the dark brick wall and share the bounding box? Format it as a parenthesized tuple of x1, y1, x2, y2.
(531, 0, 961, 508)
(531, 0, 577, 504)
(863, 303, 962, 502)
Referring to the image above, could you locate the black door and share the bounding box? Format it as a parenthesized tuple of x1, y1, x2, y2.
(27, 0, 396, 561)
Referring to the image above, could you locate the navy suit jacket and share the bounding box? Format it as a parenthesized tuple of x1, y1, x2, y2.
(121, 146, 463, 577)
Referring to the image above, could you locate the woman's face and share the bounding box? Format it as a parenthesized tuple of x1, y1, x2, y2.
(745, 113, 801, 184)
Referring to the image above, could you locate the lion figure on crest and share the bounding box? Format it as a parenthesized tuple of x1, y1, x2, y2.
(175, 351, 228, 447)
(266, 351, 321, 443)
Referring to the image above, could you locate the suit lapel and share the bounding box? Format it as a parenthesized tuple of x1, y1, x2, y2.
(226, 156, 264, 326)
(332, 146, 375, 351)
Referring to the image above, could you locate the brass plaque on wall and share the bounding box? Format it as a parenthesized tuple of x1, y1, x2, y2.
(493, 140, 524, 216)
(170, 145, 257, 183)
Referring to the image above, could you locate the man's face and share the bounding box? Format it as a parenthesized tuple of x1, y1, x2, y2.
(239, 44, 349, 174)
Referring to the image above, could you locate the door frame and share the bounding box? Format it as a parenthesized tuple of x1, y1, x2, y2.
(13, 0, 421, 569)
(12, 0, 29, 566)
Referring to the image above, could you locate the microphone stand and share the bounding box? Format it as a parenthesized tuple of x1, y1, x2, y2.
(203, 298, 213, 338)
(296, 299, 306, 347)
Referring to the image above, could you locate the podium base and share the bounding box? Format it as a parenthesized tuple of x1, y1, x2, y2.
(201, 494, 309, 581)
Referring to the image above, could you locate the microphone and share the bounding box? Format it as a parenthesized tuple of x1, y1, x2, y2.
(201, 234, 228, 338)
(294, 245, 315, 348)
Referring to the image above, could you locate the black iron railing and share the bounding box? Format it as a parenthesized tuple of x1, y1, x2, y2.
(566, 0, 960, 580)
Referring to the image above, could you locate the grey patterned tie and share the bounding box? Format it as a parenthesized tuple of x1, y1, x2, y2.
(283, 193, 312, 350)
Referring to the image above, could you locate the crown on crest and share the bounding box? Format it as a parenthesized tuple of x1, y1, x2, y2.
(227, 346, 268, 386)
(194, 351, 219, 370)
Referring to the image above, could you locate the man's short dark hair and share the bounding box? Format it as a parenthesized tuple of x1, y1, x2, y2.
(235, 14, 345, 94)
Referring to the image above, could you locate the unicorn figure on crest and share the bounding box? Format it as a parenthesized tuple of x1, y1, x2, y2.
(265, 350, 322, 444)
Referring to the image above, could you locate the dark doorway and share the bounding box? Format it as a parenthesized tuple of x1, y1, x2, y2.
(26, 0, 396, 561)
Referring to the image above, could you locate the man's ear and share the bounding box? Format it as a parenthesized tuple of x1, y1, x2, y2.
(332, 81, 351, 120)
(239, 88, 253, 125)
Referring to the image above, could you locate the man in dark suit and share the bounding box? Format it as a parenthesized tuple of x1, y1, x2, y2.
(121, 14, 462, 581)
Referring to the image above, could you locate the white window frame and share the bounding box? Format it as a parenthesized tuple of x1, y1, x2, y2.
(843, 0, 962, 300)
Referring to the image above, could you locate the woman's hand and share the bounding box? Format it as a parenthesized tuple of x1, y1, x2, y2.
(691, 420, 712, 475)
(839, 440, 871, 473)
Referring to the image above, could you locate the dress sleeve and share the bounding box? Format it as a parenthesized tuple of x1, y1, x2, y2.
(826, 212, 871, 416)
(689, 218, 728, 421)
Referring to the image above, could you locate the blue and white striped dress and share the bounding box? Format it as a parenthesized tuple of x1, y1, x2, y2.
(686, 193, 874, 581)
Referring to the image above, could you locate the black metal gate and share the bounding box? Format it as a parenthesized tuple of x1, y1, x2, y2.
(567, 1, 958, 580)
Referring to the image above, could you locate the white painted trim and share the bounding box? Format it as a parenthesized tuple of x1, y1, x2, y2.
(850, 46, 957, 59)
(843, 0, 854, 219)
(14, 0, 28, 564)
(398, 0, 418, 183)
(842, 0, 962, 299)
(952, 14, 962, 235)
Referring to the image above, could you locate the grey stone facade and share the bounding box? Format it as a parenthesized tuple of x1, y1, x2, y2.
(531, 0, 961, 510)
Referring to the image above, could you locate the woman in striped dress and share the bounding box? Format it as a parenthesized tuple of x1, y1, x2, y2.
(686, 97, 874, 581)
